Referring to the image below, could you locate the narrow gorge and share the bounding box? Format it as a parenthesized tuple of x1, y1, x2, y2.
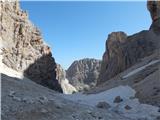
(1, 0, 160, 120)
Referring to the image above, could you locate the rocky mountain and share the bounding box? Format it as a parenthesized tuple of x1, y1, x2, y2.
(86, 0, 160, 108)
(98, 0, 160, 84)
(1, 0, 160, 120)
(1, 59, 160, 120)
(0, 1, 62, 91)
(66, 58, 101, 91)
(89, 50, 160, 107)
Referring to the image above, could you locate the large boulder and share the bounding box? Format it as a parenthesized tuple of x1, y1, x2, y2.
(0, 1, 62, 92)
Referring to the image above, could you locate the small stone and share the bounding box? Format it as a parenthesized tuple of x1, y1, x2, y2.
(153, 92, 158, 96)
(22, 97, 27, 102)
(156, 89, 160, 93)
(124, 105, 132, 110)
(98, 116, 103, 120)
(39, 96, 47, 100)
(8, 91, 15, 97)
(38, 96, 48, 104)
(71, 114, 77, 119)
(153, 87, 158, 90)
(86, 110, 92, 114)
(156, 116, 160, 120)
(129, 96, 135, 99)
(96, 101, 111, 109)
(113, 96, 123, 103)
(22, 98, 34, 104)
(55, 104, 61, 109)
(13, 96, 21, 102)
(40, 108, 48, 113)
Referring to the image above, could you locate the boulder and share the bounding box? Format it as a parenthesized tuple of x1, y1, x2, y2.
(96, 101, 111, 109)
(124, 105, 132, 110)
(113, 96, 123, 103)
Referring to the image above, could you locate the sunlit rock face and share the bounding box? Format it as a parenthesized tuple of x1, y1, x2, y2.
(98, 0, 160, 84)
(147, 0, 160, 35)
(0, 1, 62, 92)
(56, 64, 77, 94)
(147, 0, 160, 21)
(66, 58, 101, 91)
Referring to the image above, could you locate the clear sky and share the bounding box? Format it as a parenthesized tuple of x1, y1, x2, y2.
(20, 1, 151, 69)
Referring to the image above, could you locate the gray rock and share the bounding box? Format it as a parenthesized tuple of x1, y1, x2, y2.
(157, 116, 160, 120)
(124, 105, 132, 110)
(40, 108, 48, 113)
(38, 96, 48, 104)
(55, 64, 77, 94)
(21, 97, 34, 104)
(8, 91, 15, 97)
(1, 1, 62, 92)
(147, 1, 160, 22)
(96, 101, 111, 109)
(66, 58, 101, 91)
(98, 1, 160, 84)
(113, 96, 123, 103)
(13, 96, 21, 102)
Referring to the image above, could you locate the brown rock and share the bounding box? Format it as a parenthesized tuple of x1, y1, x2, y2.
(113, 96, 123, 103)
(55, 64, 66, 82)
(124, 105, 132, 110)
(98, 1, 160, 84)
(147, 0, 160, 21)
(1, 1, 62, 92)
(96, 101, 111, 109)
(148, 1, 160, 35)
(55, 64, 77, 94)
(66, 58, 101, 91)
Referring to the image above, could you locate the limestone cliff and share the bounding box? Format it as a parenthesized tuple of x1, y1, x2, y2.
(98, 0, 160, 84)
(66, 58, 101, 91)
(0, 1, 62, 91)
(56, 64, 77, 94)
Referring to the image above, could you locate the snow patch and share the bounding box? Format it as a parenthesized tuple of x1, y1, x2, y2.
(114, 99, 159, 120)
(123, 60, 160, 79)
(62, 85, 160, 120)
(62, 85, 135, 106)
(0, 63, 23, 79)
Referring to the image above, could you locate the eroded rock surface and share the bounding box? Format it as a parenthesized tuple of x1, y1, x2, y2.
(66, 58, 101, 91)
(56, 64, 77, 94)
(0, 1, 61, 91)
(98, 0, 160, 84)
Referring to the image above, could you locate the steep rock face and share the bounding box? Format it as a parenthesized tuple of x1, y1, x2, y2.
(98, 0, 160, 84)
(56, 64, 66, 81)
(147, 0, 160, 22)
(66, 59, 101, 91)
(56, 64, 77, 94)
(0, 1, 62, 91)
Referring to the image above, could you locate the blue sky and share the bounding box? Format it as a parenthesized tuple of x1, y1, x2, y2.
(20, 1, 151, 69)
